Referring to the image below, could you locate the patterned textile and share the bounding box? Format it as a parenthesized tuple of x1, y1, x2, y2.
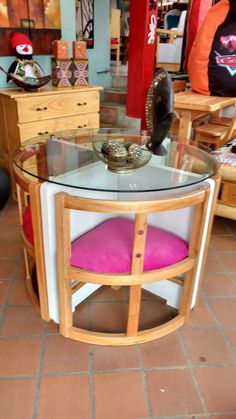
(51, 58, 88, 87)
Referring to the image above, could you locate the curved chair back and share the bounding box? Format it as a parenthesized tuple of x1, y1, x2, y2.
(13, 147, 49, 320)
(164, 9, 181, 30)
(55, 184, 212, 345)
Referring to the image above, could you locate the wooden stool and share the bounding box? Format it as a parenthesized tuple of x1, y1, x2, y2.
(216, 164, 236, 220)
(194, 113, 236, 150)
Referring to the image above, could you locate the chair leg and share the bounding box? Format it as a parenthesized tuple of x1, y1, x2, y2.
(179, 270, 195, 322)
(58, 276, 73, 337)
(127, 285, 142, 336)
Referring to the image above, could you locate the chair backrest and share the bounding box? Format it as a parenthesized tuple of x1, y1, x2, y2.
(110, 8, 121, 40)
(178, 10, 187, 32)
(56, 187, 208, 282)
(164, 9, 181, 30)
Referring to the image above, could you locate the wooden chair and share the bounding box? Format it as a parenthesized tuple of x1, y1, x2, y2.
(55, 186, 212, 345)
(156, 10, 187, 72)
(13, 146, 49, 321)
(110, 8, 121, 67)
(194, 112, 236, 150)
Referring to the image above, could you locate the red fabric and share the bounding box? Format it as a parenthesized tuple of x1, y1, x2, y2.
(126, 0, 158, 126)
(71, 217, 188, 273)
(110, 37, 119, 44)
(11, 32, 32, 49)
(23, 205, 34, 245)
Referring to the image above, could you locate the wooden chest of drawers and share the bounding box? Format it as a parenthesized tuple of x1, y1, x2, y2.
(0, 85, 102, 189)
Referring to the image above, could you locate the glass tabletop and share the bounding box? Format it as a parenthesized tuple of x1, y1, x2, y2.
(13, 128, 218, 193)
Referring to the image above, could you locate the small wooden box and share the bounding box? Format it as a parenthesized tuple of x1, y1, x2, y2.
(52, 40, 69, 60)
(52, 58, 88, 87)
(73, 41, 86, 59)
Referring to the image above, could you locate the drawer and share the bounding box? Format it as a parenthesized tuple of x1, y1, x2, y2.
(18, 113, 100, 142)
(16, 91, 99, 123)
(54, 113, 99, 131)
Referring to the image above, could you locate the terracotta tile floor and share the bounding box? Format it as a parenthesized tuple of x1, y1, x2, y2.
(1, 200, 236, 419)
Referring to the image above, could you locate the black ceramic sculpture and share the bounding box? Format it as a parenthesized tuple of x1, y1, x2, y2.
(145, 68, 175, 154)
(0, 168, 10, 210)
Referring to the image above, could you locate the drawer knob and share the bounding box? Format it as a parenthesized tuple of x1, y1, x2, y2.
(77, 102, 87, 106)
(38, 131, 49, 135)
(77, 124, 87, 128)
(36, 106, 47, 111)
(77, 125, 82, 128)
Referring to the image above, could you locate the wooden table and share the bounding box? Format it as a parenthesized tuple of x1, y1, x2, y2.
(174, 90, 235, 143)
(13, 130, 219, 326)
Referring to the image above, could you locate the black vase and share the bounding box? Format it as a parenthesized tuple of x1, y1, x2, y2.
(0, 168, 10, 210)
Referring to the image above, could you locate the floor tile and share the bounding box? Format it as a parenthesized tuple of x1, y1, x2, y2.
(204, 252, 225, 273)
(218, 253, 236, 272)
(209, 298, 236, 326)
(0, 378, 36, 419)
(2, 200, 18, 213)
(181, 328, 233, 365)
(15, 262, 27, 281)
(211, 217, 232, 235)
(140, 332, 187, 368)
(37, 375, 90, 419)
(210, 235, 236, 251)
(195, 366, 236, 413)
(94, 371, 148, 419)
(9, 278, 31, 305)
(139, 299, 176, 331)
(0, 337, 41, 376)
(224, 219, 236, 235)
(203, 273, 236, 297)
(1, 306, 45, 336)
(0, 280, 10, 305)
(224, 327, 236, 353)
(209, 416, 236, 419)
(46, 320, 59, 334)
(93, 344, 139, 370)
(0, 259, 16, 279)
(146, 369, 203, 416)
(0, 241, 21, 258)
(90, 301, 128, 333)
(0, 224, 21, 242)
(1, 211, 21, 225)
(43, 335, 89, 373)
(73, 300, 90, 330)
(187, 300, 217, 327)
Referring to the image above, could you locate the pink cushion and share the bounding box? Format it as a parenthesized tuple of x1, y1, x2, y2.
(110, 37, 119, 44)
(71, 217, 188, 273)
(23, 204, 34, 245)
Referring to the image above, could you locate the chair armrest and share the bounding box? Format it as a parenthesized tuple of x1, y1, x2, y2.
(156, 28, 183, 44)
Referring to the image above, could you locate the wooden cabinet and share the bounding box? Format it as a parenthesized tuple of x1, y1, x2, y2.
(0, 85, 102, 189)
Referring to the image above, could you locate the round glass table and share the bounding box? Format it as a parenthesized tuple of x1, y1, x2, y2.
(13, 128, 218, 194)
(13, 128, 220, 332)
